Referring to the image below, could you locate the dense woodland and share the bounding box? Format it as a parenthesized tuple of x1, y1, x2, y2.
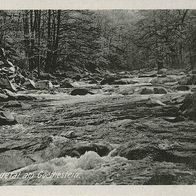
(0, 10, 196, 76)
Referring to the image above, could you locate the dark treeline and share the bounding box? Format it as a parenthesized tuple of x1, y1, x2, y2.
(0, 10, 196, 76)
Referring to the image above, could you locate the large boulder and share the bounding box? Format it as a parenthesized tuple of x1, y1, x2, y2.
(70, 88, 94, 96)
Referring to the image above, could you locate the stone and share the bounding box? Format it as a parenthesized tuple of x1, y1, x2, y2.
(21, 103, 31, 109)
(158, 68, 167, 75)
(153, 87, 167, 94)
(23, 79, 36, 89)
(151, 77, 177, 85)
(112, 142, 158, 160)
(59, 143, 113, 158)
(140, 88, 154, 94)
(3, 89, 17, 100)
(144, 173, 177, 185)
(192, 70, 196, 74)
(0, 93, 9, 102)
(88, 78, 98, 84)
(113, 79, 127, 85)
(16, 95, 36, 101)
(180, 92, 196, 121)
(61, 131, 77, 138)
(146, 98, 166, 106)
(71, 88, 94, 96)
(0, 110, 17, 125)
(179, 75, 196, 85)
(100, 76, 117, 85)
(0, 76, 17, 92)
(35, 80, 53, 90)
(163, 116, 185, 123)
(72, 75, 81, 81)
(3, 101, 21, 108)
(60, 79, 73, 88)
(39, 72, 56, 80)
(175, 85, 190, 91)
(139, 71, 157, 78)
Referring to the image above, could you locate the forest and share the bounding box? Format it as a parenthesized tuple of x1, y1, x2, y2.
(0, 10, 196, 185)
(0, 9, 196, 76)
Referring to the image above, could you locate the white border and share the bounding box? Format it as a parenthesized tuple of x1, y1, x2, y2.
(0, 0, 196, 10)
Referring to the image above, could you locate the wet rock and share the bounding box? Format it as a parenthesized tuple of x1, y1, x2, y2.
(100, 75, 117, 85)
(191, 86, 196, 92)
(163, 116, 185, 123)
(144, 172, 177, 185)
(192, 70, 196, 74)
(59, 143, 113, 158)
(0, 76, 17, 92)
(0, 93, 9, 101)
(35, 80, 53, 90)
(151, 77, 177, 85)
(153, 87, 167, 94)
(0, 110, 17, 125)
(88, 78, 98, 84)
(23, 79, 36, 89)
(113, 79, 127, 85)
(119, 88, 135, 95)
(60, 131, 77, 138)
(113, 142, 158, 160)
(60, 79, 73, 88)
(139, 71, 157, 78)
(179, 75, 196, 85)
(16, 95, 36, 101)
(71, 88, 94, 96)
(39, 72, 56, 80)
(140, 88, 154, 94)
(180, 92, 196, 121)
(3, 89, 17, 100)
(187, 74, 196, 85)
(158, 68, 167, 75)
(146, 98, 166, 106)
(3, 101, 21, 108)
(175, 85, 190, 91)
(21, 103, 31, 109)
(72, 75, 81, 81)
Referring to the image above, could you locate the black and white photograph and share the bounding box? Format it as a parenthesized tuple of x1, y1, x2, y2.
(0, 4, 196, 188)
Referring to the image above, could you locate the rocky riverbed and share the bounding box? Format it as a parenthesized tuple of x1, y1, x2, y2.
(0, 71, 196, 185)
